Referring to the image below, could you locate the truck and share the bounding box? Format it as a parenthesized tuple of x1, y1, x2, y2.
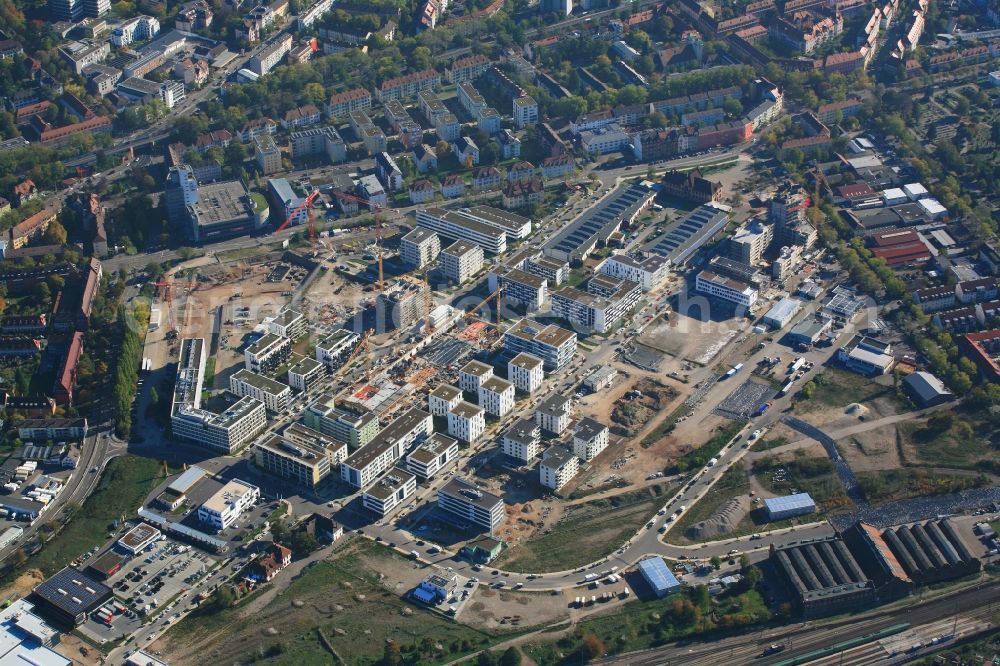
(724, 363, 744, 378)
(584, 573, 599, 582)
(778, 381, 795, 397)
(788, 357, 806, 374)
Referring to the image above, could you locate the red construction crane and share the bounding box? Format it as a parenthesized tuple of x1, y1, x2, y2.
(329, 190, 385, 292)
(274, 190, 321, 252)
(152, 279, 201, 332)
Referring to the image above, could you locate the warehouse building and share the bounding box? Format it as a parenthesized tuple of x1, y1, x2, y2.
(865, 518, 981, 585)
(437, 477, 506, 534)
(764, 493, 816, 521)
(839, 521, 914, 601)
(116, 522, 161, 555)
(637, 557, 681, 598)
(31, 567, 112, 627)
(545, 182, 656, 263)
(770, 536, 876, 618)
(762, 297, 801, 330)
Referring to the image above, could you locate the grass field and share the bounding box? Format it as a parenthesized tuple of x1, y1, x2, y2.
(524, 585, 771, 662)
(165, 540, 505, 665)
(496, 483, 677, 573)
(752, 453, 852, 513)
(902, 417, 992, 469)
(25, 455, 172, 577)
(797, 369, 902, 415)
(671, 464, 750, 543)
(856, 468, 991, 503)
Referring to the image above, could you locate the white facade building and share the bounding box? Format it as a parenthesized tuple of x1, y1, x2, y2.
(459, 360, 493, 394)
(447, 401, 485, 443)
(539, 446, 578, 490)
(478, 376, 514, 417)
(501, 418, 541, 463)
(428, 384, 462, 416)
(507, 352, 544, 393)
(362, 468, 417, 517)
(599, 254, 670, 292)
(229, 369, 291, 413)
(535, 394, 571, 434)
(197, 479, 260, 532)
(694, 270, 759, 309)
(573, 417, 610, 461)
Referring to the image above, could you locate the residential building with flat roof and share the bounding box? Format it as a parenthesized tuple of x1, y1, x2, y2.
(488, 267, 547, 312)
(267, 307, 308, 340)
(376, 277, 427, 330)
(340, 408, 432, 488)
(459, 360, 494, 393)
(245, 333, 291, 374)
(441, 240, 484, 284)
(478, 376, 514, 417)
(254, 424, 347, 490)
(405, 433, 459, 479)
(508, 352, 543, 393)
(287, 355, 323, 392)
(197, 479, 260, 532)
(229, 368, 290, 412)
(599, 253, 669, 292)
(303, 392, 380, 448)
(428, 384, 463, 416)
(415, 208, 507, 254)
(501, 417, 541, 463)
(172, 338, 266, 453)
(694, 270, 758, 309)
(536, 394, 571, 434)
(573, 417, 609, 461)
(552, 275, 642, 334)
(362, 468, 417, 517)
(503, 318, 577, 371)
(438, 477, 505, 534)
(400, 227, 441, 269)
(540, 446, 578, 490)
(314, 329, 359, 369)
(447, 401, 485, 442)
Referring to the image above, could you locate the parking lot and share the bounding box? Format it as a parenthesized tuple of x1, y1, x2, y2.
(78, 538, 215, 642)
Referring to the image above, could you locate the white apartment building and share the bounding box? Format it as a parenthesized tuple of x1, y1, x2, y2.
(267, 307, 308, 340)
(507, 352, 544, 393)
(539, 446, 579, 491)
(428, 384, 463, 416)
(599, 254, 670, 292)
(197, 479, 260, 532)
(459, 360, 493, 394)
(551, 275, 642, 334)
(536, 394, 571, 435)
(573, 417, 610, 461)
(362, 468, 417, 517)
(229, 368, 291, 413)
(340, 408, 432, 488)
(503, 318, 577, 371)
(488, 267, 547, 311)
(448, 401, 485, 443)
(255, 134, 282, 175)
(314, 329, 359, 369)
(287, 355, 323, 392)
(513, 95, 538, 128)
(245, 333, 291, 374)
(478, 376, 514, 417)
(440, 240, 484, 284)
(437, 477, 506, 534)
(400, 227, 441, 269)
(694, 270, 759, 309)
(501, 418, 541, 463)
(172, 338, 266, 454)
(405, 433, 459, 479)
(110, 15, 160, 47)
(248, 33, 292, 76)
(415, 208, 508, 255)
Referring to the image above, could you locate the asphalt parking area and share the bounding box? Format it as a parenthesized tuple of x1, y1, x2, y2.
(714, 379, 777, 420)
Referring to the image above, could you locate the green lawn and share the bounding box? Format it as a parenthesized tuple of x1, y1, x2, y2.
(495, 484, 677, 573)
(902, 417, 992, 469)
(796, 369, 902, 416)
(19, 455, 173, 577)
(752, 453, 852, 513)
(856, 468, 991, 503)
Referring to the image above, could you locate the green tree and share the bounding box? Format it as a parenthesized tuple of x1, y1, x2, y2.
(710, 555, 721, 570)
(500, 647, 521, 666)
(43, 218, 68, 245)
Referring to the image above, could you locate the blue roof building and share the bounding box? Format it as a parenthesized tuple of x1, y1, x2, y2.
(637, 557, 681, 598)
(764, 492, 816, 521)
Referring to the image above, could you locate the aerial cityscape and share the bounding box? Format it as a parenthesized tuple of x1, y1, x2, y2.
(0, 0, 996, 662)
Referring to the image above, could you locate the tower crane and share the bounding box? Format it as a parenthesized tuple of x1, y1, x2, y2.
(332, 329, 372, 382)
(274, 190, 321, 253)
(464, 285, 503, 327)
(152, 279, 201, 332)
(329, 190, 385, 292)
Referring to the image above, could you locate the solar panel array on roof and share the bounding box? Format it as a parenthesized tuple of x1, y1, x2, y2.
(649, 202, 730, 265)
(545, 183, 655, 260)
(31, 567, 112, 626)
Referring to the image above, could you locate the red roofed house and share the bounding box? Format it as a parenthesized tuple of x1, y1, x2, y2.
(12, 179, 37, 206)
(248, 543, 292, 582)
(868, 229, 930, 266)
(835, 182, 877, 205)
(502, 177, 543, 208)
(959, 330, 1000, 381)
(52, 331, 84, 405)
(9, 207, 57, 249)
(78, 258, 102, 330)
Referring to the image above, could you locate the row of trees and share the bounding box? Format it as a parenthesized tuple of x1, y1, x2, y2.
(112, 303, 148, 438)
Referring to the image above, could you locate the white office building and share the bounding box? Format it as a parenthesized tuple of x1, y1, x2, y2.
(539, 446, 578, 491)
(362, 468, 417, 517)
(448, 401, 485, 443)
(488, 267, 547, 311)
(507, 352, 544, 393)
(229, 368, 291, 413)
(437, 477, 506, 534)
(478, 376, 515, 417)
(573, 417, 610, 461)
(197, 479, 260, 532)
(695, 270, 759, 309)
